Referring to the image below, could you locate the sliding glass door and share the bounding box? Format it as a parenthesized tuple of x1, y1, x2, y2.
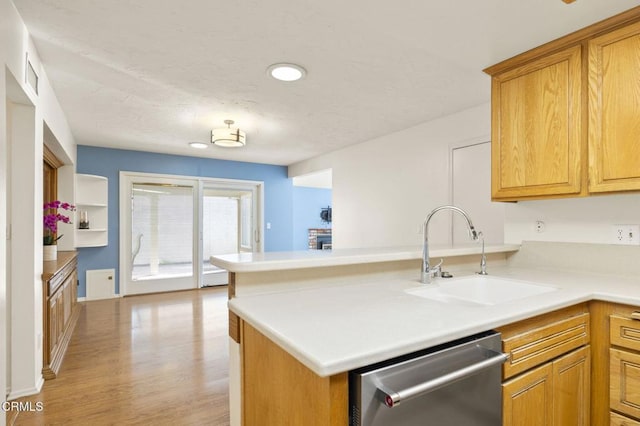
(201, 189, 237, 287)
(128, 181, 197, 294)
(199, 186, 256, 287)
(120, 172, 262, 296)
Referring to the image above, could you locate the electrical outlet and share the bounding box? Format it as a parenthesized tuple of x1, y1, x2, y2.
(611, 224, 640, 245)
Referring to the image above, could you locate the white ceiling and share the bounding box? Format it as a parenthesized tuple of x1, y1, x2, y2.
(12, 0, 640, 166)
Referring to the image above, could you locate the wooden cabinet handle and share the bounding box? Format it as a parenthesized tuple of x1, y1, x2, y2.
(630, 311, 640, 321)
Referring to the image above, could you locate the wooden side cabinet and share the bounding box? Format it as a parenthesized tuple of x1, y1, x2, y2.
(42, 251, 81, 379)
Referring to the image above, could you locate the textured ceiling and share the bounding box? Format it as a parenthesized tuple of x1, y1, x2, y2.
(12, 0, 640, 166)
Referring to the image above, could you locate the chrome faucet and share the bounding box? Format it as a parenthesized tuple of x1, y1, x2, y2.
(477, 232, 488, 276)
(421, 205, 480, 284)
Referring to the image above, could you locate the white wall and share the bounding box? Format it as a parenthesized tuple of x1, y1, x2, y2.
(8, 101, 43, 398)
(290, 101, 640, 250)
(504, 194, 640, 245)
(0, 59, 7, 426)
(0, 0, 76, 406)
(289, 103, 493, 249)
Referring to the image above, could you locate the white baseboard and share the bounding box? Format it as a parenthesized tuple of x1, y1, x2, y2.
(77, 293, 121, 303)
(7, 376, 44, 400)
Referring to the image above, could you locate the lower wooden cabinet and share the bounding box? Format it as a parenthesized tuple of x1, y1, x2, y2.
(611, 342, 640, 420)
(588, 301, 640, 425)
(502, 346, 590, 426)
(503, 362, 553, 426)
(498, 305, 591, 426)
(42, 251, 81, 379)
(553, 346, 591, 426)
(236, 303, 596, 425)
(241, 321, 347, 426)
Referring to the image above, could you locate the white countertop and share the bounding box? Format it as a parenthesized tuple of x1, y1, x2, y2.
(211, 244, 520, 272)
(228, 266, 640, 377)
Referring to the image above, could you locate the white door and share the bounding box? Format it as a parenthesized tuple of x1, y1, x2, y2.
(121, 172, 263, 295)
(201, 190, 238, 287)
(200, 186, 257, 287)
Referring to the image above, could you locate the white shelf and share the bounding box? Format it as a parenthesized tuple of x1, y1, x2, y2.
(75, 173, 108, 247)
(76, 203, 107, 207)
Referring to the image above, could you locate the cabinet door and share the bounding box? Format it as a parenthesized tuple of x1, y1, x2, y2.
(611, 411, 640, 426)
(490, 45, 583, 200)
(588, 21, 640, 193)
(56, 291, 65, 342)
(553, 346, 590, 426)
(49, 295, 58, 350)
(49, 293, 60, 357)
(71, 270, 77, 311)
(503, 362, 554, 426)
(611, 348, 640, 419)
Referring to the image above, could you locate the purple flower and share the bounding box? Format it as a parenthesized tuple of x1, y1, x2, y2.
(43, 200, 76, 242)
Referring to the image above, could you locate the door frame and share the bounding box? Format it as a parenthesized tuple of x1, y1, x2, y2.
(448, 136, 506, 246)
(119, 171, 264, 296)
(198, 181, 261, 288)
(447, 135, 491, 245)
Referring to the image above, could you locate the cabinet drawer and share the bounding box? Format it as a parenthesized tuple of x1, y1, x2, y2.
(611, 348, 640, 420)
(611, 315, 640, 352)
(611, 411, 640, 426)
(502, 312, 589, 379)
(48, 257, 77, 296)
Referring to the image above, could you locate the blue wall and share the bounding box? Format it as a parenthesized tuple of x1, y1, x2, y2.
(292, 186, 332, 250)
(76, 145, 294, 296)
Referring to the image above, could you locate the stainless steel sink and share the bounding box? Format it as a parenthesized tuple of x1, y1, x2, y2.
(405, 275, 556, 306)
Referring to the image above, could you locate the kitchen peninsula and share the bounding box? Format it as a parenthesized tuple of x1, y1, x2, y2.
(212, 242, 640, 425)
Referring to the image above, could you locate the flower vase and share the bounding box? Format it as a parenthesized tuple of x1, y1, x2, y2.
(43, 245, 57, 261)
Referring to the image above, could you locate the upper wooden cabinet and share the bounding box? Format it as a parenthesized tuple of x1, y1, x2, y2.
(588, 21, 640, 193)
(490, 46, 583, 200)
(485, 6, 640, 201)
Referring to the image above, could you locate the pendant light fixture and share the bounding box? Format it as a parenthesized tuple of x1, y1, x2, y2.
(211, 120, 246, 148)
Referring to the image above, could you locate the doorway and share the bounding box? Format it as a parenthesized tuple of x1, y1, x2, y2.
(200, 187, 254, 287)
(120, 172, 262, 296)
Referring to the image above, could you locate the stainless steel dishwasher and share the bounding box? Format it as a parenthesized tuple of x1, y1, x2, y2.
(349, 331, 507, 426)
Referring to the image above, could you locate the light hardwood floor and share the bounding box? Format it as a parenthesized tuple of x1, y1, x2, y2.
(14, 287, 230, 425)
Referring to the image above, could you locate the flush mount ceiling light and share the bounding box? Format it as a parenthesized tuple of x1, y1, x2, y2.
(211, 120, 246, 148)
(267, 63, 306, 82)
(189, 142, 208, 149)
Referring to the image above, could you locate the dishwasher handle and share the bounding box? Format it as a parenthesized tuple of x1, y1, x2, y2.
(378, 347, 508, 408)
